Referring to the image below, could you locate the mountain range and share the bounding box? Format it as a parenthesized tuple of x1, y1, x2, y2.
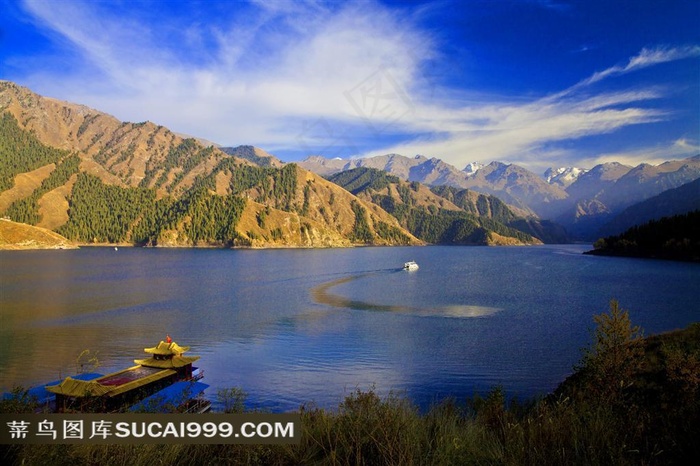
(299, 153, 700, 240)
(2, 80, 697, 247)
(1, 81, 545, 248)
(326, 167, 567, 245)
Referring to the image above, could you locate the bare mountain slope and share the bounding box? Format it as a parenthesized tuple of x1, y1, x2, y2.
(0, 218, 76, 250)
(560, 157, 700, 239)
(301, 154, 569, 218)
(220, 145, 285, 168)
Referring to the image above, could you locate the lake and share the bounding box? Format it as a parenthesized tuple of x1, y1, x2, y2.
(1, 245, 698, 411)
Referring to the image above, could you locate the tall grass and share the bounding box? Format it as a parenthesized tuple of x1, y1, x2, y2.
(3, 383, 692, 466)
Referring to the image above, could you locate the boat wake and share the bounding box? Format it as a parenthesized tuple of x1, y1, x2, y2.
(311, 272, 501, 318)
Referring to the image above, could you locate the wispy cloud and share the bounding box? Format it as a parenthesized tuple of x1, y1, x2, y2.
(362, 46, 699, 171)
(361, 83, 670, 170)
(577, 45, 700, 87)
(11, 1, 700, 173)
(18, 0, 432, 147)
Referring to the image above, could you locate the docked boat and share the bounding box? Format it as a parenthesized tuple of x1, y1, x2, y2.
(38, 337, 210, 413)
(403, 261, 419, 270)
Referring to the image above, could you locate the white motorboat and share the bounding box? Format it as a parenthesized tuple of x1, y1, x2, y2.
(403, 261, 419, 271)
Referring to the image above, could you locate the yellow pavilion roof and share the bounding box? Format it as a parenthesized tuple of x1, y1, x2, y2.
(134, 355, 200, 369)
(45, 377, 113, 397)
(144, 341, 191, 355)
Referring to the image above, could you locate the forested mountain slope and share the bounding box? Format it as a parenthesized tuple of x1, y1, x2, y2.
(327, 167, 550, 245)
(586, 210, 700, 261)
(0, 81, 419, 248)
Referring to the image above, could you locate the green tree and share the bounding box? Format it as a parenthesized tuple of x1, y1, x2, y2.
(350, 200, 374, 243)
(580, 299, 645, 400)
(0, 112, 69, 191)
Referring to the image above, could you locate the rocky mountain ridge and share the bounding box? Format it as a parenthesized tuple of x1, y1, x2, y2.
(300, 153, 700, 240)
(220, 145, 285, 168)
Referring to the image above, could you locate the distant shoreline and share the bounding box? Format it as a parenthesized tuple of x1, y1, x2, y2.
(583, 248, 700, 263)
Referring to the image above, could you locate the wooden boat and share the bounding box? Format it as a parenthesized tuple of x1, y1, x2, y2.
(41, 338, 209, 413)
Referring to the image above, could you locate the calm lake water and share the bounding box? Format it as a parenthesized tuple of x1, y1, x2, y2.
(1, 245, 698, 411)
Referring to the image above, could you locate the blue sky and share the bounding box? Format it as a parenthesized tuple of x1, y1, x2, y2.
(1, 0, 699, 174)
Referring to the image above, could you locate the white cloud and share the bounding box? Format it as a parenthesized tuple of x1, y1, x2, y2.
(361, 88, 668, 169)
(19, 0, 431, 148)
(13, 1, 700, 172)
(359, 47, 698, 170)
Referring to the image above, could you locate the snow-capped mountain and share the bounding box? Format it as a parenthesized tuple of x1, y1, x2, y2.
(544, 167, 588, 188)
(463, 162, 484, 177)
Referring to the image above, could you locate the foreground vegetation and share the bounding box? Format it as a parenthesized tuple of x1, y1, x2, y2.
(2, 302, 699, 465)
